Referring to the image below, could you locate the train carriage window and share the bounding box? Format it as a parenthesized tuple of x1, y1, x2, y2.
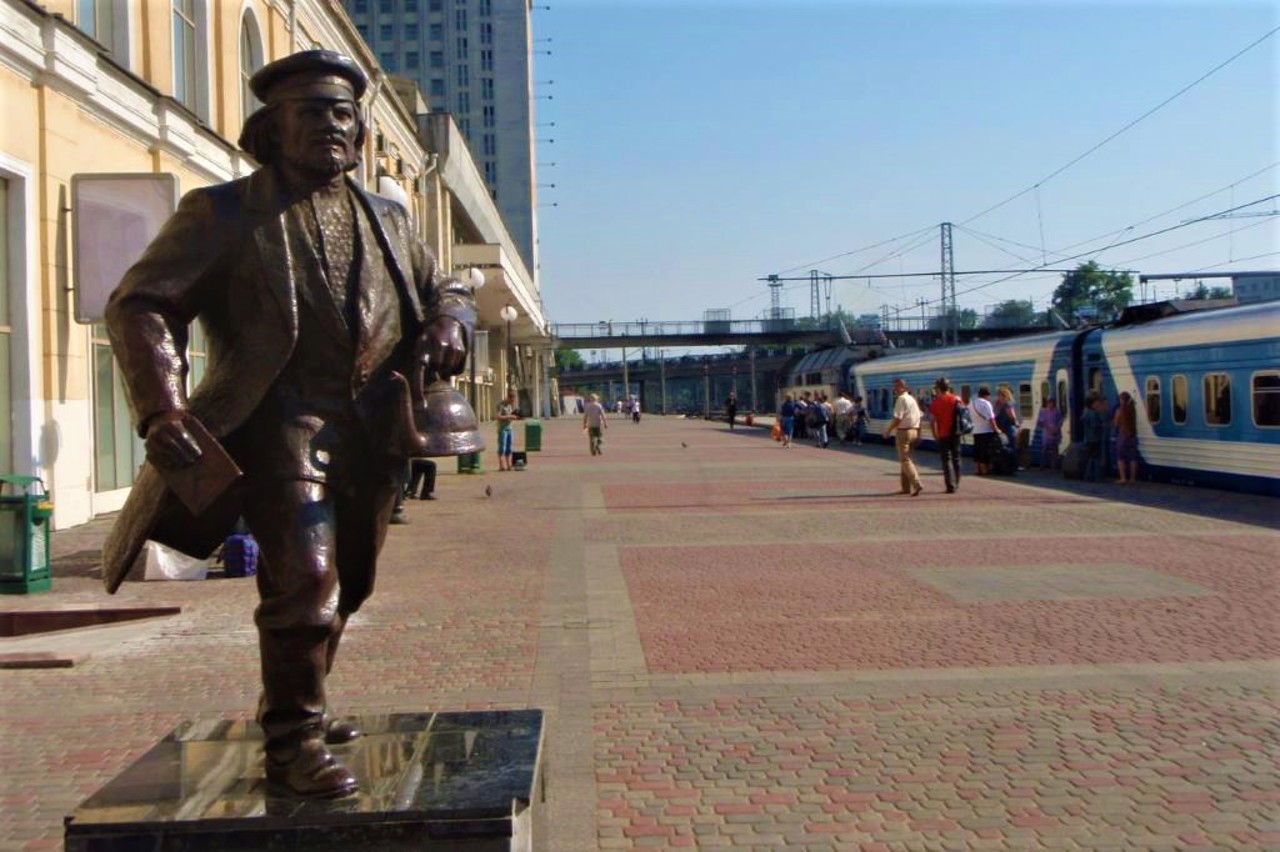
(1089, 368, 1103, 397)
(1018, 383, 1033, 418)
(1203, 373, 1231, 426)
(1172, 375, 1188, 424)
(1252, 372, 1280, 427)
(1144, 377, 1161, 424)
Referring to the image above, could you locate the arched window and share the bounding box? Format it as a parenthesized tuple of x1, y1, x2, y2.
(172, 0, 211, 121)
(240, 9, 266, 123)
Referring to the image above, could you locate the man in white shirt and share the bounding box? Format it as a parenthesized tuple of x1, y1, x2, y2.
(970, 387, 998, 476)
(834, 392, 854, 443)
(882, 378, 924, 496)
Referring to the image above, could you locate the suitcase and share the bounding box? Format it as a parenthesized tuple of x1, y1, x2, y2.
(991, 445, 1018, 476)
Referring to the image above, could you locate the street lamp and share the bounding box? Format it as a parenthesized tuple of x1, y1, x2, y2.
(500, 303, 518, 397)
(460, 267, 486, 412)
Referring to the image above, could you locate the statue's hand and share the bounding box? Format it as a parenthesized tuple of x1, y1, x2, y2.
(144, 411, 204, 469)
(424, 316, 468, 378)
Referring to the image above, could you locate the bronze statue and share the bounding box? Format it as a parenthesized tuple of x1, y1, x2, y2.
(102, 51, 476, 798)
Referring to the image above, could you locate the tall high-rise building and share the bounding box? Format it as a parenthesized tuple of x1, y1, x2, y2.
(346, 0, 539, 276)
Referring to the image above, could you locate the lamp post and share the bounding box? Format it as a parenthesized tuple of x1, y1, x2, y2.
(500, 303, 518, 401)
(459, 267, 485, 473)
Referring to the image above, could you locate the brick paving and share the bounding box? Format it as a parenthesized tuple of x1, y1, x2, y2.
(1, 413, 1277, 850)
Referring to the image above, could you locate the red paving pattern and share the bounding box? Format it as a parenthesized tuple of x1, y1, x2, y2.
(595, 686, 1280, 849)
(621, 535, 1279, 673)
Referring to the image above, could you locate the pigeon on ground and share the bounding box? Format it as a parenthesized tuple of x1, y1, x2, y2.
(681, 442, 688, 449)
(484, 485, 492, 497)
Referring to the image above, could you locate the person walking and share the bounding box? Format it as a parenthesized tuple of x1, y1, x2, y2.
(1114, 391, 1139, 484)
(1035, 397, 1063, 471)
(971, 387, 999, 476)
(1081, 393, 1107, 482)
(725, 393, 738, 430)
(496, 391, 519, 471)
(928, 377, 962, 493)
(779, 393, 797, 448)
(583, 393, 608, 456)
(883, 378, 924, 496)
(994, 386, 1021, 464)
(852, 396, 868, 446)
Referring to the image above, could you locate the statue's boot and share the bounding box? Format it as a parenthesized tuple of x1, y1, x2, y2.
(258, 614, 357, 798)
(265, 731, 358, 799)
(321, 612, 362, 745)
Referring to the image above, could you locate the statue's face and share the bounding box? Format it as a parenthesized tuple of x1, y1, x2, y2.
(277, 98, 360, 178)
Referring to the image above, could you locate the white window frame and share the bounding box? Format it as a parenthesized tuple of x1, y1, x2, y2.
(172, 0, 213, 122)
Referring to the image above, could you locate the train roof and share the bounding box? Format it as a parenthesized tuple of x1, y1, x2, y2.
(852, 329, 1073, 375)
(1104, 299, 1278, 350)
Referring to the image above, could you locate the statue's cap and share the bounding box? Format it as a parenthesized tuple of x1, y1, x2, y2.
(250, 50, 368, 104)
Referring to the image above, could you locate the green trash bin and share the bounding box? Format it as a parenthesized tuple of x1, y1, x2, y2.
(0, 475, 53, 594)
(457, 451, 483, 474)
(524, 419, 543, 452)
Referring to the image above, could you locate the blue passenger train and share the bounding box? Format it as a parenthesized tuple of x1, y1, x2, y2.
(848, 301, 1279, 496)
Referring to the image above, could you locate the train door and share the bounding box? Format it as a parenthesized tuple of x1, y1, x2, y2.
(1055, 370, 1070, 446)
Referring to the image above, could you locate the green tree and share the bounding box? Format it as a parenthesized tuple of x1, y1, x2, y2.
(554, 349, 585, 373)
(928, 308, 978, 331)
(983, 300, 1038, 329)
(1185, 282, 1234, 300)
(1052, 261, 1134, 323)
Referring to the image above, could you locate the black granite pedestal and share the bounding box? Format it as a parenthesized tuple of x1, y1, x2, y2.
(64, 709, 544, 851)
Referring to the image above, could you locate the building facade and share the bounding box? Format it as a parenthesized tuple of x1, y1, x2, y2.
(344, 0, 540, 278)
(0, 0, 545, 530)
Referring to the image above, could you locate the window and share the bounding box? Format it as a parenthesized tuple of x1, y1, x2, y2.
(405, 51, 419, 70)
(1018, 383, 1032, 419)
(429, 0, 442, 11)
(1253, 372, 1280, 427)
(480, 22, 493, 44)
(1057, 380, 1067, 413)
(354, 0, 368, 12)
(482, 135, 495, 156)
(239, 10, 265, 123)
(457, 36, 469, 56)
(457, 91, 470, 112)
(430, 79, 445, 97)
(430, 24, 443, 41)
(357, 24, 369, 38)
(483, 105, 495, 127)
(482, 78, 494, 100)
(1203, 373, 1231, 425)
(92, 325, 145, 491)
(405, 0, 419, 10)
(381, 25, 393, 40)
(172, 0, 200, 111)
(1088, 367, 1102, 397)
(380, 0, 393, 12)
(479, 0, 491, 14)
(455, 9, 467, 28)
(1144, 377, 1161, 424)
(481, 49, 493, 71)
(380, 52, 396, 71)
(188, 321, 208, 392)
(457, 64, 470, 86)
(430, 51, 444, 69)
(459, 118, 471, 136)
(406, 24, 419, 39)
(78, 0, 115, 48)
(1172, 375, 1188, 424)
(483, 161, 497, 183)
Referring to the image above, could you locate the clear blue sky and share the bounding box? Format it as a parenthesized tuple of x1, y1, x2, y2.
(530, 0, 1278, 333)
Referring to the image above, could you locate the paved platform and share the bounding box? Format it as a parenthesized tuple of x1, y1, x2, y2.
(2, 415, 1277, 850)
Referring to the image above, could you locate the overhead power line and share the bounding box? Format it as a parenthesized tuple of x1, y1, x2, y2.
(960, 25, 1280, 226)
(942, 193, 1280, 306)
(772, 224, 936, 276)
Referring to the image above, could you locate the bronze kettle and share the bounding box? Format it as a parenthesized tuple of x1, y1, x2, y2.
(413, 377, 485, 457)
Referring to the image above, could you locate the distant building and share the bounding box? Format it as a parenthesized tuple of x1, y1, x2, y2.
(1234, 274, 1280, 304)
(345, 0, 540, 278)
